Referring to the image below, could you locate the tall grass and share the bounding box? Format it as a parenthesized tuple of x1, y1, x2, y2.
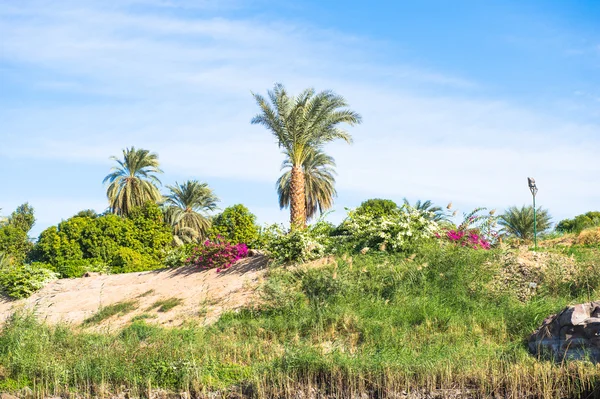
(1, 244, 600, 398)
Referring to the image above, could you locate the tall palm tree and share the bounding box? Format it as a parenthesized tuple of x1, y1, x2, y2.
(403, 199, 446, 221)
(277, 149, 337, 222)
(499, 205, 552, 240)
(163, 180, 219, 242)
(103, 147, 163, 217)
(252, 83, 361, 228)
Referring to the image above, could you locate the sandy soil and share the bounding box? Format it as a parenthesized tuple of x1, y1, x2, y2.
(0, 255, 268, 331)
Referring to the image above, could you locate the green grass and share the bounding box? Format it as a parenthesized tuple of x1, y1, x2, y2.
(147, 297, 183, 312)
(2, 244, 600, 398)
(137, 289, 155, 298)
(130, 313, 157, 322)
(83, 300, 138, 324)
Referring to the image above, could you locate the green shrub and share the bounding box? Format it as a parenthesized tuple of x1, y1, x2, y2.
(556, 211, 600, 234)
(163, 244, 194, 268)
(210, 204, 259, 245)
(264, 221, 334, 265)
(0, 203, 36, 263)
(111, 247, 161, 273)
(0, 263, 58, 299)
(31, 202, 171, 275)
(354, 198, 399, 218)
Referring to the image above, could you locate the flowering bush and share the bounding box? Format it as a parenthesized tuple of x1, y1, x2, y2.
(341, 205, 441, 253)
(261, 220, 336, 265)
(437, 207, 498, 250)
(185, 239, 248, 272)
(0, 263, 59, 299)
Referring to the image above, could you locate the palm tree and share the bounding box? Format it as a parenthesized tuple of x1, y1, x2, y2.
(163, 180, 219, 243)
(403, 199, 446, 221)
(252, 83, 361, 228)
(498, 205, 552, 240)
(277, 149, 337, 222)
(103, 147, 163, 217)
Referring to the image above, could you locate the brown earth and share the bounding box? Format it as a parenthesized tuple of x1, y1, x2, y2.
(0, 255, 268, 331)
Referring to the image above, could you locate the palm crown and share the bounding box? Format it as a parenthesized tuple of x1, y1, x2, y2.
(163, 180, 219, 243)
(103, 147, 163, 217)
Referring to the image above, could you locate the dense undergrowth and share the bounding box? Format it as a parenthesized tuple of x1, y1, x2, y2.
(2, 244, 600, 398)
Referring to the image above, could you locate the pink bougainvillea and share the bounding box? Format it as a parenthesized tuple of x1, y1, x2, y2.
(185, 238, 249, 272)
(442, 229, 491, 250)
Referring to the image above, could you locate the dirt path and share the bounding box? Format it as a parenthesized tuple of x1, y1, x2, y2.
(0, 255, 268, 330)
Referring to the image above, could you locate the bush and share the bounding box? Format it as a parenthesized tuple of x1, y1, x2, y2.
(111, 247, 162, 274)
(0, 203, 36, 263)
(340, 205, 440, 253)
(577, 227, 600, 246)
(556, 211, 600, 234)
(263, 221, 335, 265)
(438, 207, 498, 250)
(210, 204, 259, 245)
(0, 263, 58, 299)
(354, 198, 399, 218)
(31, 202, 171, 274)
(185, 239, 248, 272)
(163, 244, 194, 268)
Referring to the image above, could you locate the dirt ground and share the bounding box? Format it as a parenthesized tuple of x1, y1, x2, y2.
(0, 255, 268, 331)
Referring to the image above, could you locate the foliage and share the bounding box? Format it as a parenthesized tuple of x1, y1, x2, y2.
(0, 263, 58, 299)
(210, 204, 259, 245)
(403, 198, 447, 221)
(163, 244, 194, 268)
(498, 205, 552, 240)
(103, 147, 163, 217)
(31, 202, 171, 276)
(83, 300, 138, 324)
(577, 227, 600, 246)
(4, 245, 600, 397)
(184, 239, 248, 272)
(340, 205, 440, 253)
(354, 198, 399, 218)
(438, 207, 499, 250)
(0, 203, 36, 263)
(147, 297, 183, 312)
(163, 180, 219, 244)
(262, 221, 335, 265)
(277, 149, 337, 222)
(556, 211, 600, 234)
(252, 83, 361, 227)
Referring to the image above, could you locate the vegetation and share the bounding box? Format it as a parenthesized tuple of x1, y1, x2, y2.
(185, 239, 249, 271)
(0, 203, 35, 262)
(210, 204, 259, 245)
(83, 300, 138, 324)
(147, 297, 183, 312)
(163, 180, 219, 245)
(354, 198, 399, 218)
(2, 243, 600, 397)
(403, 198, 446, 221)
(252, 83, 361, 228)
(498, 205, 552, 240)
(556, 211, 600, 234)
(103, 147, 163, 217)
(277, 149, 337, 222)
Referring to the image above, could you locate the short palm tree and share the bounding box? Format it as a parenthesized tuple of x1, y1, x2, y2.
(163, 180, 219, 243)
(403, 199, 446, 221)
(499, 205, 552, 240)
(252, 83, 361, 228)
(103, 147, 163, 217)
(277, 149, 337, 222)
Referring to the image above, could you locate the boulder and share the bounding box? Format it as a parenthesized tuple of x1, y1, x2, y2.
(529, 301, 600, 362)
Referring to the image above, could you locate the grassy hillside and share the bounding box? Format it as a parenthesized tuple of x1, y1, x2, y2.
(2, 243, 600, 398)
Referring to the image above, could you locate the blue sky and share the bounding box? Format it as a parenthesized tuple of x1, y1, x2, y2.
(1, 0, 599, 237)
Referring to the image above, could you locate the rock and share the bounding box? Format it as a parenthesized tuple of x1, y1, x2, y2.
(1, 394, 20, 399)
(83, 271, 101, 277)
(529, 301, 600, 362)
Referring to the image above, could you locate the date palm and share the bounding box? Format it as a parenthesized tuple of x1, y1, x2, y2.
(499, 205, 552, 240)
(277, 149, 337, 222)
(403, 199, 446, 221)
(103, 147, 163, 217)
(252, 83, 361, 228)
(163, 180, 219, 242)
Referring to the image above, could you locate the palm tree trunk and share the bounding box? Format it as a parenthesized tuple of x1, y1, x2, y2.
(290, 165, 306, 229)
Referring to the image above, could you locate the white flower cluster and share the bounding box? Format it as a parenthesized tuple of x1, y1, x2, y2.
(344, 206, 441, 252)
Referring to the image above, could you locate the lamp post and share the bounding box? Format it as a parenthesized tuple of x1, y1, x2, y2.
(528, 177, 538, 250)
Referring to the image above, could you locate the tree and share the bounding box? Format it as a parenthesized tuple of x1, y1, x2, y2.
(211, 204, 259, 244)
(164, 180, 219, 244)
(556, 211, 600, 233)
(277, 149, 337, 222)
(0, 203, 36, 262)
(103, 147, 163, 217)
(403, 199, 446, 221)
(252, 83, 361, 228)
(498, 205, 552, 240)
